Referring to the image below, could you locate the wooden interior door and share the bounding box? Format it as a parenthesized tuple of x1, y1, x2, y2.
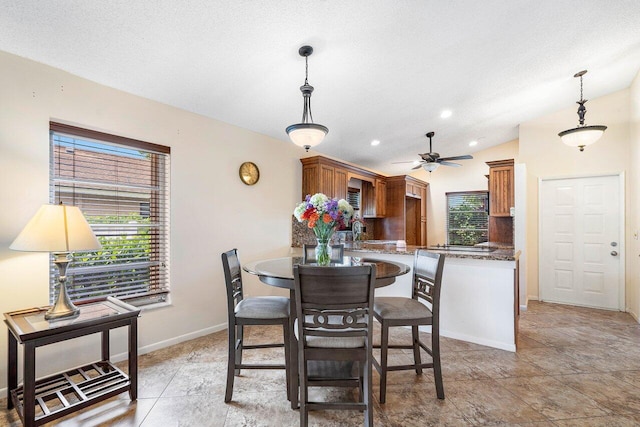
(405, 197, 420, 245)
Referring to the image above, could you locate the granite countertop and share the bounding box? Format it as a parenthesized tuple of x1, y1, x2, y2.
(338, 241, 520, 261)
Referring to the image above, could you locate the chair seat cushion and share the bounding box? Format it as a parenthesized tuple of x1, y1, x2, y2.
(294, 317, 366, 349)
(374, 297, 432, 321)
(235, 296, 290, 319)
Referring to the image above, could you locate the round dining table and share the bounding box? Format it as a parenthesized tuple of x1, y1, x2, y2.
(242, 255, 411, 408)
(243, 256, 410, 289)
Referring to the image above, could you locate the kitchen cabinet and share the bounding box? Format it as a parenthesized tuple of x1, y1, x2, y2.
(301, 157, 350, 200)
(300, 156, 384, 217)
(378, 175, 428, 245)
(486, 159, 514, 244)
(361, 179, 386, 218)
(487, 159, 514, 217)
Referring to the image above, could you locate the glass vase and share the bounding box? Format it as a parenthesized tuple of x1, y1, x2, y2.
(315, 237, 332, 266)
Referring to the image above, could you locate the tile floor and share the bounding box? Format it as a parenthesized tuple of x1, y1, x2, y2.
(2, 301, 640, 426)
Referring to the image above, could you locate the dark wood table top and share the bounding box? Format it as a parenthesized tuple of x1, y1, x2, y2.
(243, 256, 410, 290)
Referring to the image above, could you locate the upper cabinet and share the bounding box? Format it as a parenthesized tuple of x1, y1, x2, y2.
(300, 156, 385, 217)
(487, 159, 514, 217)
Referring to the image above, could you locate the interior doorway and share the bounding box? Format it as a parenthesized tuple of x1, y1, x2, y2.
(539, 174, 624, 310)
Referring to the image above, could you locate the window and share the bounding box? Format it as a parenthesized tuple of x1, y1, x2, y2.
(50, 122, 170, 306)
(446, 191, 489, 246)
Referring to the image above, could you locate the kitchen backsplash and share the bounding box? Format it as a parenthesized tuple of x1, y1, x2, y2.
(291, 216, 375, 247)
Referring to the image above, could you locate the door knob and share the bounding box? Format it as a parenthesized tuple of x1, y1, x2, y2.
(611, 251, 618, 256)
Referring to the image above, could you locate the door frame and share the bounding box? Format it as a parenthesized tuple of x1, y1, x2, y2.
(538, 172, 626, 311)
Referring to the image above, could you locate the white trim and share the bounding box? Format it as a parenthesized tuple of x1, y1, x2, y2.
(414, 325, 516, 352)
(439, 327, 516, 352)
(538, 172, 625, 311)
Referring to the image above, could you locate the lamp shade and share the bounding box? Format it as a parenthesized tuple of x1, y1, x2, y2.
(10, 204, 101, 252)
(558, 125, 607, 148)
(286, 123, 328, 150)
(422, 162, 440, 172)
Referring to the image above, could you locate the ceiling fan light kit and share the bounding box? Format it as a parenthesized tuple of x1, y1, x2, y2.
(403, 131, 473, 173)
(286, 45, 328, 151)
(422, 162, 440, 172)
(558, 70, 607, 152)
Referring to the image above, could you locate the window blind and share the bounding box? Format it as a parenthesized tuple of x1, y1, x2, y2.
(49, 123, 170, 306)
(446, 191, 489, 246)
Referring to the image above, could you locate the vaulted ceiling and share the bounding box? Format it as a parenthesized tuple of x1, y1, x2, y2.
(2, 1, 640, 174)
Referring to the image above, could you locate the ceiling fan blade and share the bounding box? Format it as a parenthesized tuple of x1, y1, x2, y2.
(392, 160, 419, 164)
(411, 163, 424, 170)
(439, 154, 473, 161)
(439, 161, 462, 167)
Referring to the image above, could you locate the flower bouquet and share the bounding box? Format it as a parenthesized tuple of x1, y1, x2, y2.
(294, 193, 354, 265)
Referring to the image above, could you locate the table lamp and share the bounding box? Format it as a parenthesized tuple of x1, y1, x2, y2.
(10, 203, 102, 320)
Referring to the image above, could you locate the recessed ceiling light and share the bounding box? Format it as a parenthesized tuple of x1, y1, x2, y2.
(440, 110, 452, 119)
(371, 139, 380, 146)
(469, 140, 478, 147)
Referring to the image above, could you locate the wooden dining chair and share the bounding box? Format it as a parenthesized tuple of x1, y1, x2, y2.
(221, 248, 291, 402)
(293, 264, 376, 427)
(372, 249, 446, 403)
(302, 243, 344, 263)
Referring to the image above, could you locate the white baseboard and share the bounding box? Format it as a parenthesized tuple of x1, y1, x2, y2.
(135, 323, 228, 357)
(415, 325, 516, 353)
(440, 328, 516, 352)
(626, 307, 639, 323)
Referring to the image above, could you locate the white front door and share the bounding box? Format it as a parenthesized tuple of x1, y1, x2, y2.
(539, 175, 623, 310)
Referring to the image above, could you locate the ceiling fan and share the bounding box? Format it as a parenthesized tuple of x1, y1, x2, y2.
(394, 132, 473, 172)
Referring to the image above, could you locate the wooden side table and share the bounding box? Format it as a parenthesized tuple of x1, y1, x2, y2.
(4, 297, 140, 427)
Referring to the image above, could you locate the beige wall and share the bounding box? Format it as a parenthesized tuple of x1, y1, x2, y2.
(0, 51, 303, 388)
(519, 88, 632, 309)
(628, 69, 640, 319)
(411, 140, 519, 246)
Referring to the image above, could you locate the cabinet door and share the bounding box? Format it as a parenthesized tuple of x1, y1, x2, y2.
(419, 186, 427, 245)
(489, 165, 514, 216)
(361, 181, 375, 217)
(375, 179, 387, 217)
(302, 163, 319, 199)
(319, 164, 335, 197)
(334, 168, 348, 200)
(406, 182, 415, 197)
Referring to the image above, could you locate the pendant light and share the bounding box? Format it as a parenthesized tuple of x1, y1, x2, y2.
(286, 45, 328, 151)
(558, 70, 607, 152)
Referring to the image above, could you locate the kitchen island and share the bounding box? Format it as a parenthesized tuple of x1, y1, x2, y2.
(293, 241, 521, 352)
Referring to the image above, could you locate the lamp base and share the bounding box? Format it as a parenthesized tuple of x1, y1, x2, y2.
(45, 253, 80, 321)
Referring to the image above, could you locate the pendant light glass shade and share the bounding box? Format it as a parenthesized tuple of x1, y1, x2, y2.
(286, 46, 328, 151)
(558, 70, 606, 152)
(559, 125, 607, 150)
(286, 123, 328, 150)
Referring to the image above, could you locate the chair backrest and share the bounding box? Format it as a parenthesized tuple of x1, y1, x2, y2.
(293, 264, 376, 346)
(302, 243, 345, 263)
(412, 249, 445, 319)
(221, 248, 243, 320)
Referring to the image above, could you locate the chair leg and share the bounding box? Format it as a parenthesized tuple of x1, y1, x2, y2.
(364, 354, 373, 427)
(289, 290, 299, 409)
(433, 328, 445, 399)
(282, 321, 291, 400)
(299, 358, 308, 427)
(379, 323, 389, 404)
(225, 322, 236, 402)
(412, 325, 423, 375)
(235, 324, 243, 376)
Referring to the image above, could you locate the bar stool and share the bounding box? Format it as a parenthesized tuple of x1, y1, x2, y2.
(221, 248, 291, 402)
(372, 249, 445, 403)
